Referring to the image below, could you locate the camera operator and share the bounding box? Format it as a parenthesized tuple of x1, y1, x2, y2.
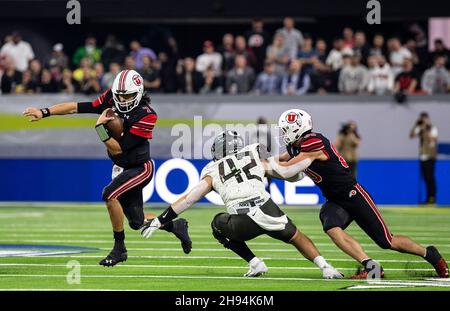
(335, 121, 361, 177)
(410, 112, 438, 204)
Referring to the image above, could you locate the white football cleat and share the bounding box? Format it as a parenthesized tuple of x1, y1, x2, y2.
(322, 265, 344, 279)
(244, 258, 268, 277)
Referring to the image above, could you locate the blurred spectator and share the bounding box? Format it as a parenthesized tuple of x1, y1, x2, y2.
(93, 62, 105, 91)
(29, 58, 42, 84)
(157, 51, 178, 93)
(405, 39, 420, 66)
(129, 40, 157, 70)
(388, 37, 412, 77)
(176, 57, 202, 94)
(421, 55, 450, 94)
(102, 62, 121, 90)
(353, 31, 370, 65)
(410, 112, 438, 204)
(17, 69, 38, 94)
(367, 55, 394, 95)
(338, 54, 369, 94)
(310, 38, 333, 93)
(124, 56, 137, 70)
(335, 121, 361, 177)
(101, 35, 127, 68)
(0, 56, 21, 94)
(394, 58, 419, 95)
(0, 31, 34, 72)
(217, 33, 235, 74)
(73, 57, 95, 82)
(200, 67, 223, 94)
(38, 69, 59, 93)
(253, 61, 282, 95)
(342, 27, 355, 49)
(276, 17, 303, 60)
(196, 40, 223, 76)
(45, 43, 69, 72)
(139, 55, 161, 92)
(430, 39, 450, 69)
(369, 34, 387, 58)
(226, 55, 255, 94)
(326, 38, 351, 71)
(79, 65, 101, 94)
(297, 35, 318, 74)
(57, 68, 80, 94)
(245, 18, 270, 72)
(266, 32, 290, 74)
(281, 59, 310, 95)
(234, 35, 257, 69)
(72, 36, 101, 67)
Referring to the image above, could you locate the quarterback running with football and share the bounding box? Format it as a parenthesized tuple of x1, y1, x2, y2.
(268, 109, 449, 279)
(22, 70, 192, 266)
(141, 130, 344, 279)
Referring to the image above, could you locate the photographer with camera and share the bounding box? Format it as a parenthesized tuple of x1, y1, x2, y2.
(410, 112, 438, 204)
(335, 121, 361, 177)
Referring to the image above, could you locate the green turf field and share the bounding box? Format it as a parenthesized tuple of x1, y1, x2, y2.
(0, 204, 449, 291)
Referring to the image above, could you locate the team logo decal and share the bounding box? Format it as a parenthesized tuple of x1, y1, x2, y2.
(132, 74, 142, 86)
(286, 112, 299, 124)
(349, 190, 357, 198)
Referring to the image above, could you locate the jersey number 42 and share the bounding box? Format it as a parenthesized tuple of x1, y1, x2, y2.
(218, 151, 262, 184)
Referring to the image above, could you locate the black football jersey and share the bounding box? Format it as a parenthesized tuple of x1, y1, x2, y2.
(286, 132, 356, 199)
(78, 88, 157, 168)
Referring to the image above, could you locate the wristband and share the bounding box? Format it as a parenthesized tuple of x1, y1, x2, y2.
(95, 124, 111, 142)
(40, 108, 51, 118)
(157, 206, 178, 224)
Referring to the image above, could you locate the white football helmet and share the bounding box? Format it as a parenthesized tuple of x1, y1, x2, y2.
(278, 109, 313, 145)
(111, 69, 144, 113)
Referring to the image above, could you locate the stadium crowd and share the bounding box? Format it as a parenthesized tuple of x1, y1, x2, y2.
(1, 17, 450, 96)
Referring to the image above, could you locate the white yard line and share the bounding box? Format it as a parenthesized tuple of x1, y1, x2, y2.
(0, 263, 435, 272)
(0, 254, 433, 263)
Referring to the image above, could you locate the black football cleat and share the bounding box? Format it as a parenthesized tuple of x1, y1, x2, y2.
(172, 218, 192, 254)
(425, 246, 449, 278)
(99, 249, 128, 267)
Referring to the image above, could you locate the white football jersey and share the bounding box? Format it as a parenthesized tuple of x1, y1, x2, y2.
(201, 143, 270, 213)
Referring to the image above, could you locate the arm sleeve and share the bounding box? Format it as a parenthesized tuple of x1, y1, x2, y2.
(129, 113, 157, 139)
(171, 179, 211, 214)
(301, 137, 325, 152)
(77, 88, 111, 114)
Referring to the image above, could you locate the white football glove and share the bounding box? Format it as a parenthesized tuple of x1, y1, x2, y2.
(141, 218, 161, 238)
(322, 265, 344, 279)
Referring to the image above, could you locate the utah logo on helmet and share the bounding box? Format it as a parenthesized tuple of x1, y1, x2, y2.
(278, 109, 313, 145)
(112, 70, 144, 113)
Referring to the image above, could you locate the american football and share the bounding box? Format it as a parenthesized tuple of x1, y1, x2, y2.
(2, 0, 450, 307)
(105, 109, 124, 141)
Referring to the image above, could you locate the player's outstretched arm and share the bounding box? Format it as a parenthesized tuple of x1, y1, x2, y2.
(23, 102, 78, 121)
(265, 151, 323, 179)
(141, 176, 213, 238)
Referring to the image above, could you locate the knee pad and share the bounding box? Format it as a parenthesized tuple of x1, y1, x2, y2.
(211, 213, 230, 246)
(128, 220, 143, 230)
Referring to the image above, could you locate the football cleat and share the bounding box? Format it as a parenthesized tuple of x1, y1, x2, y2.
(99, 249, 128, 267)
(244, 258, 268, 277)
(350, 265, 385, 279)
(172, 218, 192, 254)
(433, 258, 449, 278)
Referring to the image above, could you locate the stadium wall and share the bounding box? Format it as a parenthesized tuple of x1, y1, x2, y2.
(1, 95, 449, 205)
